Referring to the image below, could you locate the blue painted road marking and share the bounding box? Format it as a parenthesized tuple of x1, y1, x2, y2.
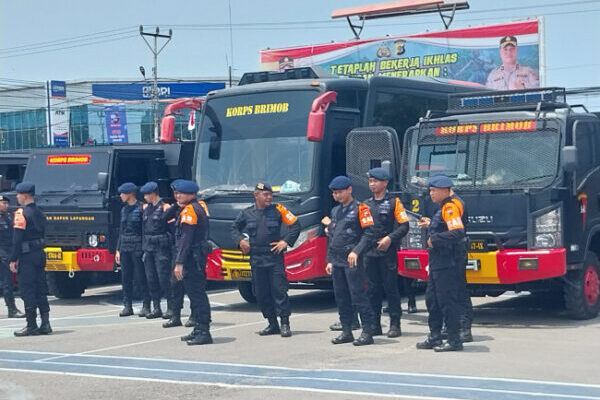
(0, 351, 599, 399)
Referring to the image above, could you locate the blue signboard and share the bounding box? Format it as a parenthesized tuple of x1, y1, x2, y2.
(105, 105, 128, 143)
(53, 133, 69, 147)
(92, 82, 225, 101)
(51, 80, 66, 98)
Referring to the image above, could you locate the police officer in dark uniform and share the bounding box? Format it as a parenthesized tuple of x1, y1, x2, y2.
(10, 183, 51, 336)
(363, 168, 409, 338)
(116, 182, 150, 318)
(172, 180, 213, 345)
(326, 176, 376, 346)
(416, 174, 466, 352)
(1, 195, 25, 318)
(140, 181, 173, 319)
(450, 188, 473, 343)
(231, 182, 300, 338)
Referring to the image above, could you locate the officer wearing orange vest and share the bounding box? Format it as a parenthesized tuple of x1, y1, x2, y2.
(231, 182, 301, 338)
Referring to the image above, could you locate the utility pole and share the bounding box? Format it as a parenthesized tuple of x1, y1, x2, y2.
(139, 26, 172, 142)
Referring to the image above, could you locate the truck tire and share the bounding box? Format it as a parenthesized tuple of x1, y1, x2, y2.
(564, 253, 600, 320)
(238, 281, 257, 303)
(46, 272, 88, 299)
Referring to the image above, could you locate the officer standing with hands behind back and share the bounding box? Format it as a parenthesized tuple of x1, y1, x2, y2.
(140, 181, 173, 319)
(416, 174, 467, 352)
(363, 168, 409, 338)
(10, 182, 51, 337)
(115, 182, 150, 318)
(231, 182, 300, 338)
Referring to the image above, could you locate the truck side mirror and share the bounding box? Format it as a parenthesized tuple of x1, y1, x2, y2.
(307, 91, 337, 142)
(97, 172, 109, 191)
(562, 146, 577, 173)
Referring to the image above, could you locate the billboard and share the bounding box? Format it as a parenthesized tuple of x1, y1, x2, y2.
(91, 82, 226, 101)
(51, 108, 70, 147)
(104, 105, 128, 143)
(261, 20, 542, 90)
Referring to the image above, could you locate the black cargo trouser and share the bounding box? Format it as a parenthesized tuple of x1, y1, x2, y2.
(457, 261, 473, 330)
(399, 276, 416, 307)
(143, 249, 171, 305)
(332, 263, 375, 330)
(364, 254, 402, 322)
(426, 267, 462, 344)
(251, 259, 291, 319)
(120, 250, 149, 305)
(182, 257, 211, 326)
(17, 250, 49, 315)
(1, 251, 16, 306)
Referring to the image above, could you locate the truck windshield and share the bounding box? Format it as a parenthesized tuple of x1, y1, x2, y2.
(195, 90, 318, 194)
(406, 119, 561, 189)
(24, 152, 110, 193)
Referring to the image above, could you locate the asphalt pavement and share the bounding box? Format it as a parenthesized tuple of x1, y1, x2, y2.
(0, 283, 599, 400)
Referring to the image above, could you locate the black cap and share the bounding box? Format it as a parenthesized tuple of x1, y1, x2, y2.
(500, 35, 517, 48)
(0, 195, 9, 203)
(255, 182, 272, 191)
(15, 182, 35, 194)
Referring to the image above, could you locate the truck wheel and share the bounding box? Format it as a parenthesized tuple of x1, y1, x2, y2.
(238, 281, 256, 303)
(564, 253, 600, 320)
(46, 272, 88, 299)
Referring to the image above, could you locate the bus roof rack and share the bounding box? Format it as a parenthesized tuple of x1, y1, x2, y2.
(447, 87, 567, 114)
(239, 67, 322, 86)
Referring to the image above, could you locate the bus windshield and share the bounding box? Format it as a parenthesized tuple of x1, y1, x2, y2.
(24, 152, 110, 193)
(195, 90, 318, 194)
(406, 119, 561, 189)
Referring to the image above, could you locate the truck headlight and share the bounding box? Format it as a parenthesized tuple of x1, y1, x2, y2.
(533, 208, 562, 249)
(401, 213, 425, 250)
(288, 225, 320, 252)
(88, 234, 99, 248)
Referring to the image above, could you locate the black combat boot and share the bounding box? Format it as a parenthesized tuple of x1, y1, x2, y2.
(387, 318, 401, 338)
(146, 300, 163, 319)
(460, 327, 473, 343)
(138, 301, 151, 318)
(372, 320, 383, 336)
(38, 312, 53, 335)
(14, 309, 39, 337)
(163, 308, 173, 320)
(331, 327, 354, 344)
(6, 298, 25, 318)
(181, 326, 201, 341)
(186, 324, 213, 346)
(416, 334, 443, 350)
(185, 316, 196, 328)
(258, 317, 280, 336)
(434, 340, 464, 352)
(119, 303, 134, 317)
(162, 313, 182, 328)
(353, 329, 374, 346)
(280, 316, 292, 338)
(407, 298, 417, 314)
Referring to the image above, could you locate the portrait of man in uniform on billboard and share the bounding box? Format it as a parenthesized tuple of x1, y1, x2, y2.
(278, 56, 295, 72)
(486, 35, 539, 90)
(110, 112, 121, 125)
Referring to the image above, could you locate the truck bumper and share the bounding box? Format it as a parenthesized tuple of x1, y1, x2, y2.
(207, 237, 329, 282)
(398, 248, 567, 284)
(44, 247, 115, 272)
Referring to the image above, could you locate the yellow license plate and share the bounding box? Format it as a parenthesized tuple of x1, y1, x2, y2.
(231, 269, 252, 280)
(46, 251, 63, 261)
(470, 240, 486, 252)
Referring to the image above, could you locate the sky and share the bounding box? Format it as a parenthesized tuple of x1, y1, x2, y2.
(1, 0, 599, 106)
